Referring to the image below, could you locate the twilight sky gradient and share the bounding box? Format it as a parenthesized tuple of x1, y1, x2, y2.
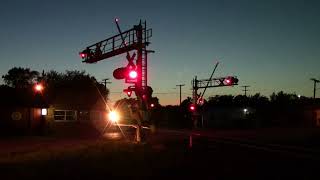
(0, 0, 320, 105)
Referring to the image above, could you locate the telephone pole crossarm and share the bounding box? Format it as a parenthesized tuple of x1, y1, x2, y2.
(241, 85, 250, 96)
(311, 78, 320, 99)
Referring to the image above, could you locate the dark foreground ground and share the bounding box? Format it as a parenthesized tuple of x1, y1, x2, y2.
(1, 127, 320, 179)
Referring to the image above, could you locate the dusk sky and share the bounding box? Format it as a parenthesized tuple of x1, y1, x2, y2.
(1, 0, 319, 105)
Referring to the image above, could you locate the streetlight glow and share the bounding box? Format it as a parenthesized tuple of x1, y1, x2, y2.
(34, 84, 43, 92)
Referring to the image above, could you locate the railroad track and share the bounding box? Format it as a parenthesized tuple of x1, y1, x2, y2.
(157, 129, 320, 159)
(190, 133, 320, 160)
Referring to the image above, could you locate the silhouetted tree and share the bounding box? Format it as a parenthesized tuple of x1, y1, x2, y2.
(208, 95, 234, 106)
(249, 93, 269, 107)
(2, 67, 39, 88)
(270, 91, 299, 105)
(42, 70, 109, 104)
(233, 95, 248, 106)
(181, 97, 192, 108)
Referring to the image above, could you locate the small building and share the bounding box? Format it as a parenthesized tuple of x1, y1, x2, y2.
(0, 86, 107, 136)
(0, 86, 47, 135)
(0, 106, 45, 135)
(303, 105, 320, 127)
(43, 87, 107, 136)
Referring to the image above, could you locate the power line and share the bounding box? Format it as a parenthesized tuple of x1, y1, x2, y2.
(109, 91, 192, 95)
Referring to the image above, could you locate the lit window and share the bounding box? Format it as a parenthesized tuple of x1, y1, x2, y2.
(41, 108, 47, 116)
(54, 110, 77, 121)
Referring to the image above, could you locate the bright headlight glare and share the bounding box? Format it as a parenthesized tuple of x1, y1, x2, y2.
(108, 111, 119, 123)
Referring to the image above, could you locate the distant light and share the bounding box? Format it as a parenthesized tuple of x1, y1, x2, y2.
(298, 94, 301, 98)
(108, 111, 119, 123)
(41, 108, 47, 116)
(115, 18, 119, 22)
(150, 103, 155, 108)
(243, 108, 248, 114)
(198, 98, 204, 105)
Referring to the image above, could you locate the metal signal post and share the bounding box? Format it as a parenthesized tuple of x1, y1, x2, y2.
(80, 19, 153, 142)
(190, 66, 239, 128)
(191, 75, 239, 104)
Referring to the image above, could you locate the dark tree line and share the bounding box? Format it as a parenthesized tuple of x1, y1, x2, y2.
(206, 92, 318, 107)
(154, 92, 320, 129)
(2, 67, 39, 89)
(0, 67, 109, 107)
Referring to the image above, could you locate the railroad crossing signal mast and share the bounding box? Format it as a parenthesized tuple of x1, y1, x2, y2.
(79, 19, 153, 142)
(190, 62, 239, 127)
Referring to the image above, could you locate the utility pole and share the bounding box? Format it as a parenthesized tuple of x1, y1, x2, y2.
(101, 78, 111, 103)
(101, 78, 111, 91)
(176, 84, 185, 105)
(241, 85, 250, 96)
(310, 78, 320, 99)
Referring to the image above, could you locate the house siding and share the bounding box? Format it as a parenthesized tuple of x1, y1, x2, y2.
(42, 107, 106, 136)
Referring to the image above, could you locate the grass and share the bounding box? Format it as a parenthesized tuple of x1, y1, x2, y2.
(0, 137, 191, 179)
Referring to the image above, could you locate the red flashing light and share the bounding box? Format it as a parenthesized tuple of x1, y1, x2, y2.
(225, 78, 231, 84)
(128, 70, 138, 79)
(79, 52, 86, 59)
(123, 88, 133, 97)
(224, 76, 238, 86)
(189, 104, 196, 111)
(116, 66, 138, 83)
